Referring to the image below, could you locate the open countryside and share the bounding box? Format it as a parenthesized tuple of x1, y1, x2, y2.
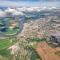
(0, 1, 60, 60)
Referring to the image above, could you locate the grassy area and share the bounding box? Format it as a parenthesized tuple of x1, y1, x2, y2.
(26, 37, 46, 49)
(0, 38, 17, 57)
(0, 38, 16, 50)
(26, 47, 42, 60)
(5, 28, 19, 35)
(0, 48, 11, 57)
(26, 37, 46, 43)
(26, 37, 44, 60)
(0, 20, 5, 27)
(31, 49, 42, 60)
(0, 17, 20, 36)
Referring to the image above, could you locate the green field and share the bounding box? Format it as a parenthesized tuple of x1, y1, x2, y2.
(0, 20, 5, 26)
(0, 38, 17, 57)
(4, 28, 19, 35)
(26, 37, 46, 42)
(0, 38, 16, 50)
(0, 17, 20, 36)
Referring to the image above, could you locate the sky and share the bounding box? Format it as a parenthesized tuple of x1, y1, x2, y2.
(0, 0, 60, 7)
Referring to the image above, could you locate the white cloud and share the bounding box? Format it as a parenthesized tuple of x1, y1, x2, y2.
(0, 10, 6, 17)
(5, 8, 16, 13)
(12, 11, 24, 16)
(0, 6, 57, 17)
(5, 7, 24, 16)
(17, 7, 41, 12)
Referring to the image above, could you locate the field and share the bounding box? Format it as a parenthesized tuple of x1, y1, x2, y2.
(4, 28, 19, 35)
(36, 42, 60, 60)
(0, 17, 20, 36)
(0, 38, 17, 58)
(0, 38, 16, 50)
(26, 38, 46, 60)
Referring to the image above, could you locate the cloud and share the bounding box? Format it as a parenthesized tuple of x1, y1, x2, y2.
(5, 8, 24, 16)
(0, 10, 6, 17)
(0, 6, 58, 18)
(5, 8, 16, 13)
(12, 11, 24, 16)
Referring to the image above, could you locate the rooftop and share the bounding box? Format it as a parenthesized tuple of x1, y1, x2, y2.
(48, 30, 60, 36)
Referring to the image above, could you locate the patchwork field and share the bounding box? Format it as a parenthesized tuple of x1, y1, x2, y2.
(0, 37, 17, 58)
(36, 42, 60, 60)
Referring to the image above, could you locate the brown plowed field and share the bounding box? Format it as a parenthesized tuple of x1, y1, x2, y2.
(36, 42, 60, 60)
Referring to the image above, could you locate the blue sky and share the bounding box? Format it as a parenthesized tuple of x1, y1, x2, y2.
(0, 0, 60, 7)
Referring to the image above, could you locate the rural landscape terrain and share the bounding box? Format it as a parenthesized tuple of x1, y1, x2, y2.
(0, 6, 60, 60)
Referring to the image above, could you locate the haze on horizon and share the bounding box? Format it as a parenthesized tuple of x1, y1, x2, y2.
(0, 0, 60, 7)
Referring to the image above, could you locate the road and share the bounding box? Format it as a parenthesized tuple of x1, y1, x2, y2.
(36, 42, 60, 60)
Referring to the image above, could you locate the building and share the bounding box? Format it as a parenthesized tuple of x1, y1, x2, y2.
(47, 31, 60, 46)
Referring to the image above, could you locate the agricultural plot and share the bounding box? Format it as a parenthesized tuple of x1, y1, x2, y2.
(0, 38, 17, 57)
(0, 17, 20, 36)
(0, 38, 16, 50)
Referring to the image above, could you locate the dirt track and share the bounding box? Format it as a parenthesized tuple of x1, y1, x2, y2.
(36, 42, 60, 60)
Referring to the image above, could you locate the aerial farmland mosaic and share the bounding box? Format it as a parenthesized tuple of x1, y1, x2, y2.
(0, 0, 60, 60)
